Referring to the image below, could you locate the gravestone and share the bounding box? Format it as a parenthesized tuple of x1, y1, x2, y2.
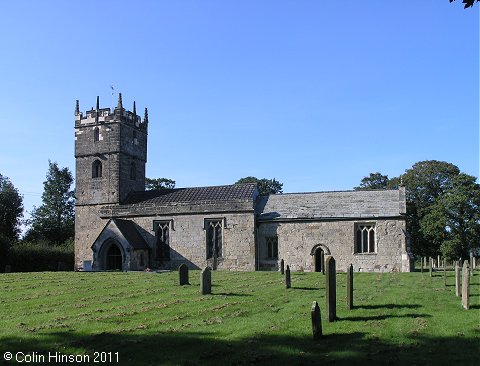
(311, 301, 322, 339)
(438, 255, 441, 269)
(424, 256, 427, 269)
(429, 258, 432, 277)
(4, 265, 11, 273)
(347, 264, 353, 310)
(325, 255, 336, 322)
(462, 260, 470, 310)
(200, 267, 212, 295)
(179, 263, 189, 285)
(443, 261, 447, 286)
(470, 253, 474, 277)
(455, 262, 461, 297)
(420, 257, 424, 273)
(285, 265, 291, 289)
(280, 259, 285, 275)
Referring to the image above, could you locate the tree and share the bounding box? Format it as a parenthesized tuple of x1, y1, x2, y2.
(439, 173, 480, 260)
(145, 178, 176, 191)
(235, 176, 283, 195)
(0, 174, 23, 240)
(449, 0, 479, 9)
(24, 161, 75, 244)
(354, 172, 391, 190)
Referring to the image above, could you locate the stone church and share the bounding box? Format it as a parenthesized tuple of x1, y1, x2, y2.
(74, 95, 413, 273)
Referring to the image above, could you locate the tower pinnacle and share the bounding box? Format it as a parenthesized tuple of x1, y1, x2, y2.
(117, 93, 123, 109)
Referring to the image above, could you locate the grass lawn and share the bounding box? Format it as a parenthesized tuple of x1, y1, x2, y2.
(0, 269, 478, 366)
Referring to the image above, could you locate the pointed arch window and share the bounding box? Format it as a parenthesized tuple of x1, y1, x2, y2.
(130, 162, 136, 180)
(355, 223, 376, 254)
(94, 127, 100, 142)
(92, 160, 102, 178)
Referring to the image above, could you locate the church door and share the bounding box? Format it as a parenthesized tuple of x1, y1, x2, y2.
(106, 244, 123, 270)
(314, 248, 324, 273)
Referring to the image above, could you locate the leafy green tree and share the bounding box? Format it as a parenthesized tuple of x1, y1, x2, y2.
(145, 178, 176, 190)
(354, 172, 390, 190)
(402, 160, 460, 257)
(235, 176, 283, 195)
(449, 0, 479, 9)
(24, 161, 75, 244)
(439, 173, 480, 259)
(0, 174, 23, 240)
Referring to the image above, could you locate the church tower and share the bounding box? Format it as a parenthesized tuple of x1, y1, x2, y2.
(74, 94, 148, 205)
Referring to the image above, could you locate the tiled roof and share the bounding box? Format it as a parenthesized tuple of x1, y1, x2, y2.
(113, 219, 149, 249)
(256, 189, 404, 220)
(124, 183, 258, 205)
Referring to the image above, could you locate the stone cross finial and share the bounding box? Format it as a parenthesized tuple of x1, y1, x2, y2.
(117, 93, 123, 109)
(75, 100, 80, 116)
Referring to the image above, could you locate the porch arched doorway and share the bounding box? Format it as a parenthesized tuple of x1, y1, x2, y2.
(106, 243, 123, 270)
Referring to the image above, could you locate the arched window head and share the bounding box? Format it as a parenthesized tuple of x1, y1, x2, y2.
(94, 127, 100, 142)
(92, 160, 102, 178)
(130, 162, 136, 180)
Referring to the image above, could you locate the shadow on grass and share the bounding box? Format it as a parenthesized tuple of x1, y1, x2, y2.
(291, 286, 319, 291)
(338, 313, 432, 322)
(0, 329, 477, 366)
(213, 293, 252, 297)
(353, 304, 421, 310)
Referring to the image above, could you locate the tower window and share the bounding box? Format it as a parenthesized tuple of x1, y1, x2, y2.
(92, 160, 102, 178)
(94, 127, 100, 142)
(130, 163, 136, 180)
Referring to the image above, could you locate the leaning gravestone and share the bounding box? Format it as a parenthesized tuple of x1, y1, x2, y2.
(311, 301, 322, 339)
(280, 259, 285, 275)
(285, 265, 291, 289)
(200, 267, 212, 295)
(455, 262, 461, 297)
(462, 260, 470, 310)
(179, 263, 189, 285)
(347, 264, 353, 310)
(325, 255, 336, 322)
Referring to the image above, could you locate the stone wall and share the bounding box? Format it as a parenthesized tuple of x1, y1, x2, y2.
(130, 212, 256, 271)
(257, 218, 410, 272)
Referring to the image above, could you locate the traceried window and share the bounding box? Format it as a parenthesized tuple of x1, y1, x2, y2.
(92, 160, 102, 178)
(154, 221, 170, 261)
(355, 224, 376, 254)
(130, 162, 136, 180)
(206, 220, 223, 260)
(94, 127, 100, 142)
(266, 236, 278, 259)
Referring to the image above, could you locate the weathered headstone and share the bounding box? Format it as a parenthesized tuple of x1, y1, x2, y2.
(200, 267, 212, 295)
(455, 262, 461, 297)
(4, 265, 11, 273)
(285, 265, 291, 289)
(423, 256, 427, 269)
(429, 258, 432, 277)
(347, 264, 353, 310)
(443, 261, 447, 286)
(462, 260, 470, 310)
(179, 263, 189, 285)
(280, 259, 285, 275)
(470, 253, 474, 277)
(325, 255, 336, 322)
(311, 301, 322, 339)
(438, 255, 441, 269)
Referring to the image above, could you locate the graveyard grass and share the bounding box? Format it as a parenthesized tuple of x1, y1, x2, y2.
(0, 270, 479, 366)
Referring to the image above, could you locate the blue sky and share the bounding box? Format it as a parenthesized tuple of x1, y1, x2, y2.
(0, 1, 478, 222)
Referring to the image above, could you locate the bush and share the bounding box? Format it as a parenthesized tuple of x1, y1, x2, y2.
(0, 234, 11, 271)
(6, 241, 74, 272)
